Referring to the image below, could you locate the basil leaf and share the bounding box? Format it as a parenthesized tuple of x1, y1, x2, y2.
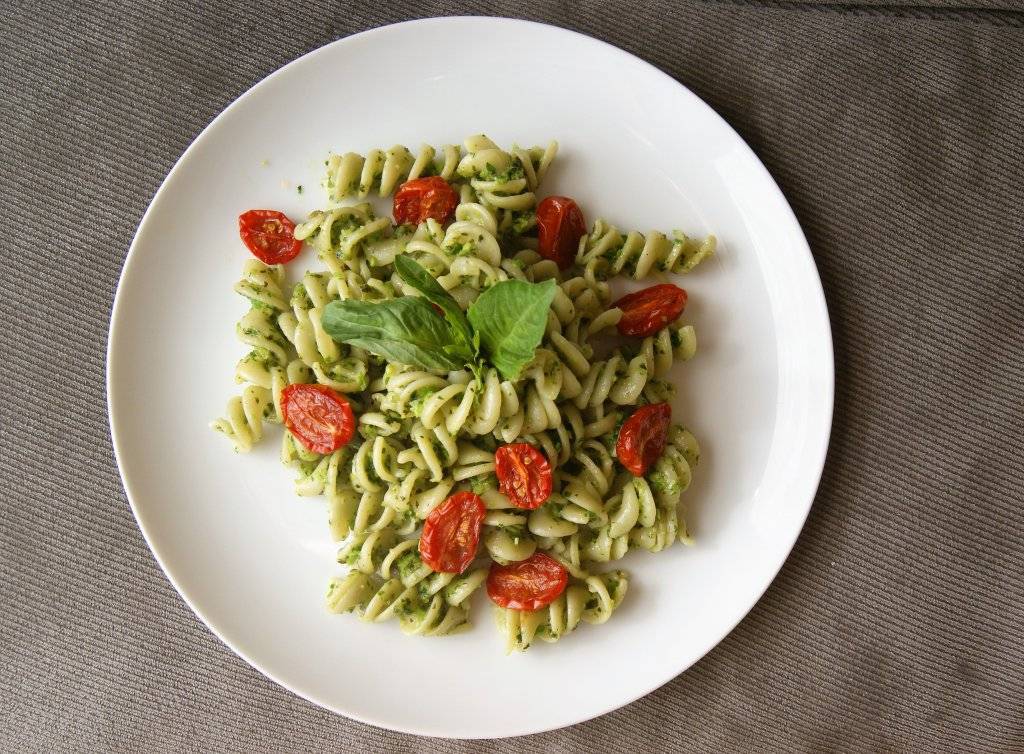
(323, 297, 466, 371)
(393, 256, 474, 360)
(467, 279, 557, 381)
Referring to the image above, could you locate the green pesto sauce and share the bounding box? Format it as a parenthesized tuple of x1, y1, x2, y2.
(649, 470, 681, 498)
(470, 473, 497, 494)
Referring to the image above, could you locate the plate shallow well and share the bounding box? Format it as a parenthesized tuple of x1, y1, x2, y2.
(108, 17, 833, 738)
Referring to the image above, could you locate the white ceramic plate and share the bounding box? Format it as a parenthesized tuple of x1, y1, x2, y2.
(108, 17, 833, 738)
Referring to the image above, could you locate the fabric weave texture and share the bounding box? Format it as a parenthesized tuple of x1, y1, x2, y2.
(1, 1, 1022, 751)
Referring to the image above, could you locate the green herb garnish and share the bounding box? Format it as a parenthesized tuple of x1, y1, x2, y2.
(393, 255, 474, 361)
(468, 278, 556, 380)
(322, 296, 467, 371)
(323, 258, 554, 380)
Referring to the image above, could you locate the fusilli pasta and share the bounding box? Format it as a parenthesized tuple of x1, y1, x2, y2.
(494, 570, 628, 652)
(214, 134, 712, 650)
(577, 218, 716, 280)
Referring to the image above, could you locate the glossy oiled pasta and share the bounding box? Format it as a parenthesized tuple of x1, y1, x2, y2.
(212, 134, 714, 651)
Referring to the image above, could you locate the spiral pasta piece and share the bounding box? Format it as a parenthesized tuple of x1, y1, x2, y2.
(379, 366, 524, 442)
(234, 355, 311, 422)
(386, 200, 509, 306)
(276, 272, 373, 394)
(324, 143, 462, 201)
(457, 134, 557, 212)
(278, 433, 378, 535)
(325, 571, 375, 614)
(577, 219, 716, 280)
(452, 443, 495, 482)
(391, 420, 458, 483)
(551, 274, 611, 323)
(282, 433, 340, 494)
(349, 435, 409, 498)
(418, 376, 478, 435)
(518, 405, 619, 469)
(568, 323, 697, 410)
(647, 425, 701, 504)
(277, 401, 408, 534)
(212, 261, 300, 451)
(549, 478, 656, 568)
(627, 503, 681, 554)
(455, 134, 558, 239)
(389, 218, 449, 276)
(234, 258, 289, 312)
(293, 203, 392, 277)
(480, 491, 539, 563)
(378, 366, 448, 418)
(210, 385, 275, 453)
(440, 204, 503, 266)
(357, 411, 402, 438)
(587, 477, 686, 559)
(632, 323, 698, 376)
(329, 528, 487, 635)
(465, 368, 521, 437)
(548, 425, 702, 568)
(411, 477, 456, 519)
(339, 528, 486, 606)
(236, 304, 291, 370)
(527, 481, 608, 539)
(325, 571, 474, 636)
(513, 348, 582, 428)
(572, 352, 648, 408)
(328, 267, 397, 302)
(500, 248, 560, 285)
(483, 512, 538, 563)
(554, 433, 620, 499)
(279, 272, 339, 365)
(328, 487, 397, 541)
(494, 569, 628, 652)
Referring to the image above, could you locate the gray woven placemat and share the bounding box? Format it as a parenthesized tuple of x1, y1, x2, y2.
(2, 1, 1023, 751)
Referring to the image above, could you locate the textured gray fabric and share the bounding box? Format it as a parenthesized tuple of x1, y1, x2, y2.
(2, 0, 1023, 751)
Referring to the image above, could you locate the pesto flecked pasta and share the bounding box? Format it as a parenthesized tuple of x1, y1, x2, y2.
(577, 218, 717, 280)
(328, 527, 488, 635)
(494, 570, 628, 652)
(214, 135, 712, 650)
(325, 144, 462, 202)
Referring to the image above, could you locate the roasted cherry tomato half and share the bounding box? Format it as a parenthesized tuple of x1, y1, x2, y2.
(238, 209, 302, 264)
(487, 552, 569, 611)
(536, 196, 586, 270)
(494, 443, 553, 510)
(393, 176, 459, 225)
(613, 283, 688, 337)
(280, 384, 355, 454)
(419, 492, 487, 574)
(616, 402, 672, 476)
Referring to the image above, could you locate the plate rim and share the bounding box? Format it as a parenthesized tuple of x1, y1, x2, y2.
(107, 15, 834, 738)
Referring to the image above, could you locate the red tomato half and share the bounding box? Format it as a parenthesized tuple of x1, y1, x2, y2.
(487, 552, 569, 611)
(238, 209, 302, 264)
(419, 492, 487, 574)
(536, 196, 586, 270)
(616, 402, 672, 476)
(613, 284, 688, 337)
(393, 176, 459, 225)
(494, 443, 552, 509)
(280, 384, 355, 454)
